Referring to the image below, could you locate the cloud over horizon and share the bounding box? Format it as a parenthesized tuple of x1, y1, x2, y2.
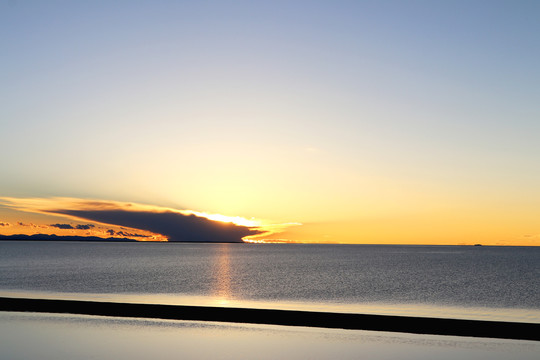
(49, 223, 97, 230)
(0, 197, 266, 242)
(52, 208, 261, 242)
(49, 223, 75, 229)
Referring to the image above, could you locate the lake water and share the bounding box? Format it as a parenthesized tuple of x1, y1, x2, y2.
(2, 311, 540, 360)
(1, 241, 539, 323)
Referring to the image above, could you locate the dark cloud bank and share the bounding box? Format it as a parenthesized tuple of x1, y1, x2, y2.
(50, 209, 262, 243)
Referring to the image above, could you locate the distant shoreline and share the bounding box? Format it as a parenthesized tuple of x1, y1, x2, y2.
(0, 234, 238, 243)
(0, 297, 538, 341)
(1, 238, 538, 246)
(0, 234, 139, 242)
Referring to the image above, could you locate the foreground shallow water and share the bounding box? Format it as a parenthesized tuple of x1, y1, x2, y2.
(1, 312, 539, 360)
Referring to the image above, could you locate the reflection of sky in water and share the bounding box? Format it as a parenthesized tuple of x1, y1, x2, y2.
(1, 312, 539, 360)
(2, 290, 539, 324)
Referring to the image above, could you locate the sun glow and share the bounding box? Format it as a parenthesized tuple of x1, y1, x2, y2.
(243, 238, 297, 244)
(186, 212, 261, 227)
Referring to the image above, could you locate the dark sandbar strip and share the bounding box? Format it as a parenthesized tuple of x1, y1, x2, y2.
(0, 297, 538, 341)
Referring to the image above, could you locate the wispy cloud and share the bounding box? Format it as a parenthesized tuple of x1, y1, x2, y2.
(15, 222, 42, 228)
(108, 230, 151, 238)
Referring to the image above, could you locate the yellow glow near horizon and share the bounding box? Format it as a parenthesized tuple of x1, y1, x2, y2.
(184, 211, 261, 227)
(1, 196, 538, 246)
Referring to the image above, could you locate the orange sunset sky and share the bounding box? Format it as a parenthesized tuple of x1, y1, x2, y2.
(1, 1, 539, 245)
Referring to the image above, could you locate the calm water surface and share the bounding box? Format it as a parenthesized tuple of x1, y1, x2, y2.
(1, 241, 539, 322)
(2, 312, 539, 360)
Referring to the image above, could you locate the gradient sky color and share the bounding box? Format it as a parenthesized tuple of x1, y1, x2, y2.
(1, 1, 539, 245)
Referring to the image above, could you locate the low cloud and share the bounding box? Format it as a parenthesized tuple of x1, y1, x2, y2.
(49, 223, 96, 231)
(117, 231, 150, 238)
(16, 222, 40, 228)
(106, 229, 150, 238)
(76, 224, 95, 230)
(49, 223, 75, 229)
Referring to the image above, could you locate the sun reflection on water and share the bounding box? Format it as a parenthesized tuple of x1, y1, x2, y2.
(212, 244, 232, 304)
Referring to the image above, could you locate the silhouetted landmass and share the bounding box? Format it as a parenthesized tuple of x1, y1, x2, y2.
(0, 297, 538, 341)
(0, 234, 138, 242)
(49, 209, 261, 242)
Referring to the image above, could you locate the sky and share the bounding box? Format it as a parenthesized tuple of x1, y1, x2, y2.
(1, 0, 539, 245)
